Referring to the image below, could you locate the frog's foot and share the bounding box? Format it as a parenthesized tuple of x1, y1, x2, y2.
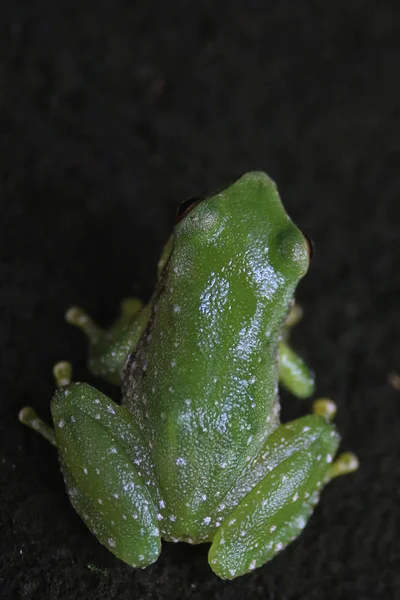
(66, 298, 150, 384)
(20, 362, 161, 568)
(208, 399, 358, 580)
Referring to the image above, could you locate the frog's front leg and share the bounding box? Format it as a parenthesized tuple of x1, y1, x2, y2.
(66, 298, 150, 384)
(208, 400, 358, 580)
(279, 303, 315, 398)
(20, 362, 161, 568)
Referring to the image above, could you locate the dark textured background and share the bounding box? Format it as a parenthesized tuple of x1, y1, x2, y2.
(0, 2, 399, 599)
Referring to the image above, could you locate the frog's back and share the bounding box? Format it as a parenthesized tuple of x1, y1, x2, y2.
(123, 173, 309, 541)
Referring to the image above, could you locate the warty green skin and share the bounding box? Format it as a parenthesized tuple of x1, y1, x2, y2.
(20, 172, 357, 579)
(123, 172, 310, 542)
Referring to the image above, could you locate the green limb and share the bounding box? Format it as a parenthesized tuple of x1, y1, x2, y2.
(279, 303, 314, 398)
(208, 400, 358, 579)
(278, 340, 315, 398)
(66, 298, 150, 385)
(51, 380, 161, 568)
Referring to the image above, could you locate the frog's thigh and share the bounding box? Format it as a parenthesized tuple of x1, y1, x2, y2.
(278, 340, 315, 398)
(66, 298, 149, 384)
(51, 382, 161, 568)
(208, 417, 339, 580)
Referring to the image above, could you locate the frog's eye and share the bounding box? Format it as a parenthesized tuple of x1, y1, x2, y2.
(176, 196, 203, 223)
(304, 233, 315, 263)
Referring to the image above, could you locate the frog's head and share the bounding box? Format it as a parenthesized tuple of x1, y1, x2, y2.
(173, 172, 311, 293)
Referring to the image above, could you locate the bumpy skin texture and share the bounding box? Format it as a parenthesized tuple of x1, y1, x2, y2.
(21, 172, 355, 579)
(123, 172, 310, 540)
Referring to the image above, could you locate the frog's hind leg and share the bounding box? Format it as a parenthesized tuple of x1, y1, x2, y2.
(208, 399, 358, 580)
(19, 361, 161, 568)
(66, 298, 150, 384)
(278, 303, 315, 398)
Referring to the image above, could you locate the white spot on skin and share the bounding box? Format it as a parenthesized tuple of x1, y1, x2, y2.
(203, 516, 211, 525)
(275, 542, 283, 551)
(201, 494, 207, 501)
(169, 515, 176, 522)
(95, 468, 100, 475)
(70, 416, 76, 423)
(157, 514, 163, 520)
(293, 493, 299, 502)
(220, 462, 227, 469)
(97, 498, 103, 505)
(113, 493, 119, 499)
(95, 414, 101, 420)
(249, 560, 257, 570)
(94, 399, 100, 405)
(229, 569, 236, 577)
(317, 455, 322, 461)
(176, 457, 186, 466)
(83, 467, 88, 475)
(270, 525, 276, 532)
(173, 305, 181, 313)
(297, 516, 306, 529)
(171, 360, 176, 368)
(57, 420, 65, 429)
(110, 447, 117, 454)
(159, 500, 165, 509)
(228, 518, 236, 526)
(326, 454, 332, 463)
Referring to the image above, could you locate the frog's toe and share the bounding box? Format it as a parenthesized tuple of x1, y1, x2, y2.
(53, 361, 73, 388)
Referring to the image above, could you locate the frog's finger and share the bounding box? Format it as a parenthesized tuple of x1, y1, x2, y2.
(208, 416, 340, 580)
(66, 301, 150, 385)
(19, 407, 56, 446)
(278, 341, 315, 398)
(51, 382, 161, 568)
